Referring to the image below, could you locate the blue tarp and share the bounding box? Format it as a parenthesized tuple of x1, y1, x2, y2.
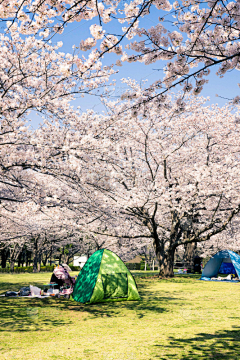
(201, 250, 240, 281)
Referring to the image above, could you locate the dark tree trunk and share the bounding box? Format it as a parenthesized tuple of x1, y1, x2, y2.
(9, 244, 24, 272)
(1, 248, 9, 268)
(10, 260, 15, 272)
(183, 242, 197, 273)
(17, 251, 22, 267)
(33, 252, 42, 272)
(33, 252, 38, 272)
(63, 253, 70, 264)
(37, 253, 42, 272)
(153, 235, 175, 278)
(42, 252, 48, 266)
(58, 247, 64, 264)
(32, 237, 41, 272)
(26, 251, 32, 266)
(158, 248, 175, 278)
(49, 246, 53, 265)
(146, 208, 183, 278)
(21, 247, 26, 267)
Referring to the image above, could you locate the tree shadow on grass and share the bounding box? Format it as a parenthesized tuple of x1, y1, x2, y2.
(66, 295, 172, 319)
(0, 293, 175, 332)
(65, 280, 185, 320)
(0, 297, 71, 332)
(0, 276, 184, 331)
(132, 272, 201, 281)
(63, 275, 184, 318)
(153, 327, 240, 359)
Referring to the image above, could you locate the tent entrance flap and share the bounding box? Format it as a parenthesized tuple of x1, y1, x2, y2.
(219, 260, 237, 275)
(102, 273, 128, 299)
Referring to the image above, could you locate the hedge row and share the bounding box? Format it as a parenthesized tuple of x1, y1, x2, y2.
(125, 263, 142, 270)
(1, 263, 160, 273)
(0, 265, 80, 273)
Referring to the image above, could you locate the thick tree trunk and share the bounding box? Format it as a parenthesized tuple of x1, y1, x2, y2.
(33, 252, 38, 272)
(183, 242, 197, 273)
(152, 208, 184, 277)
(49, 246, 53, 265)
(42, 252, 48, 266)
(63, 254, 70, 264)
(33, 253, 41, 272)
(17, 251, 22, 267)
(58, 247, 64, 264)
(9, 244, 23, 272)
(149, 209, 183, 277)
(158, 249, 175, 277)
(10, 260, 15, 272)
(21, 247, 26, 267)
(32, 237, 41, 272)
(37, 253, 41, 272)
(26, 251, 32, 266)
(1, 248, 8, 268)
(33, 252, 42, 272)
(153, 236, 176, 278)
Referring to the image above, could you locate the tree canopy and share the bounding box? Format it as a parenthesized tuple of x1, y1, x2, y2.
(1, 0, 240, 275)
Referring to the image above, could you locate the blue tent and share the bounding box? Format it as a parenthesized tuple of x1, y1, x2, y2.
(201, 250, 240, 282)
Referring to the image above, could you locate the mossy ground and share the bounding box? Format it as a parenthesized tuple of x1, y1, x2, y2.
(0, 271, 240, 359)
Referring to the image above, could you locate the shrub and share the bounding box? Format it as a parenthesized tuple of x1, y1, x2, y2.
(140, 263, 150, 270)
(125, 263, 141, 270)
(126, 262, 154, 271)
(71, 266, 80, 271)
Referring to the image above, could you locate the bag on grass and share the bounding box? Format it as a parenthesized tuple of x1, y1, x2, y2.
(5, 291, 18, 297)
(19, 286, 31, 296)
(30, 285, 41, 296)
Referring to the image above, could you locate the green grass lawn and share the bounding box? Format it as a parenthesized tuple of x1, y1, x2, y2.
(1, 271, 240, 360)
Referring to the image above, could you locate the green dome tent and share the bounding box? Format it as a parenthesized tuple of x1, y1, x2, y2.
(72, 249, 141, 304)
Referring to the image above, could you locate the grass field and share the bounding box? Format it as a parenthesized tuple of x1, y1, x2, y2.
(1, 271, 240, 360)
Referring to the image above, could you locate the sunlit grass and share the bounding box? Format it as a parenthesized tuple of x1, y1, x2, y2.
(1, 271, 240, 359)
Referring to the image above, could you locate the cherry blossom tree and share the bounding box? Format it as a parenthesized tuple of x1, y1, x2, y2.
(44, 88, 240, 277)
(0, 171, 87, 270)
(3, 89, 240, 274)
(0, 201, 87, 271)
(0, 5, 117, 205)
(2, 0, 240, 102)
(117, 0, 240, 103)
(2, 1, 240, 274)
(2, 0, 239, 203)
(0, 1, 146, 264)
(198, 215, 240, 257)
(94, 93, 240, 276)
